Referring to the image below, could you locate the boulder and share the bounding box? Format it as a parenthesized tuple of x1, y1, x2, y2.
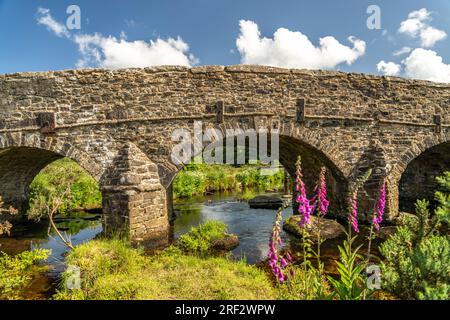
(283, 215, 345, 241)
(248, 195, 284, 209)
(212, 234, 239, 251)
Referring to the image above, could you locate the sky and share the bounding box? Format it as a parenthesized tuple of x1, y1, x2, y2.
(0, 0, 449, 82)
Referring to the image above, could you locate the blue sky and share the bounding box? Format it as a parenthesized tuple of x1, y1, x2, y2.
(0, 0, 449, 82)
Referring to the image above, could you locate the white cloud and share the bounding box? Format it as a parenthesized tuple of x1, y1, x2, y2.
(235, 20, 366, 69)
(393, 46, 411, 56)
(74, 34, 197, 68)
(419, 26, 447, 48)
(398, 8, 447, 48)
(376, 60, 401, 76)
(403, 48, 450, 83)
(36, 8, 198, 68)
(36, 7, 70, 38)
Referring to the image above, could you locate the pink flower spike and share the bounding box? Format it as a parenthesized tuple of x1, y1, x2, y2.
(317, 167, 329, 216)
(372, 179, 386, 231)
(348, 192, 359, 233)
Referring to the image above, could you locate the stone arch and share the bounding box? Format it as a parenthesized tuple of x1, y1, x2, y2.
(348, 141, 390, 222)
(385, 131, 449, 215)
(160, 119, 349, 219)
(397, 139, 450, 213)
(157, 118, 349, 187)
(0, 133, 102, 216)
(0, 132, 102, 180)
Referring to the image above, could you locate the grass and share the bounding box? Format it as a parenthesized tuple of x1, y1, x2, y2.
(54, 238, 276, 300)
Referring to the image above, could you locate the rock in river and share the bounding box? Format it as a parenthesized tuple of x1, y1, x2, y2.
(248, 195, 284, 209)
(212, 234, 240, 251)
(283, 215, 345, 241)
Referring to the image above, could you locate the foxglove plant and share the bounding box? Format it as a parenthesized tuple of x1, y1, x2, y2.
(317, 167, 329, 216)
(329, 169, 373, 300)
(367, 178, 386, 260)
(347, 169, 372, 235)
(349, 191, 360, 233)
(315, 167, 329, 275)
(295, 156, 315, 228)
(372, 179, 386, 231)
(268, 205, 293, 282)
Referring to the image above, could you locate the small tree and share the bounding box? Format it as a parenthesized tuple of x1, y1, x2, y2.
(27, 164, 80, 250)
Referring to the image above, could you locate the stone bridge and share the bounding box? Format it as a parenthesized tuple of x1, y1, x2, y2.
(0, 65, 449, 247)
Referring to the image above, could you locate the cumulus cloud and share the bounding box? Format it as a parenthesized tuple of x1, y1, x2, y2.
(376, 61, 401, 76)
(235, 20, 366, 69)
(403, 48, 450, 83)
(36, 7, 70, 38)
(420, 27, 447, 48)
(74, 34, 197, 68)
(36, 8, 198, 68)
(398, 8, 447, 48)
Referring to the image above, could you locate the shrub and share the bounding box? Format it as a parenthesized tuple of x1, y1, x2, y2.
(380, 172, 450, 300)
(172, 170, 206, 198)
(176, 220, 229, 255)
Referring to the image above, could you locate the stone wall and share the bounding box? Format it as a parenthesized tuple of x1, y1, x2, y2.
(0, 65, 449, 245)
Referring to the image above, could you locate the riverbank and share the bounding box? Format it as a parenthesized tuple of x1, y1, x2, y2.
(173, 163, 286, 198)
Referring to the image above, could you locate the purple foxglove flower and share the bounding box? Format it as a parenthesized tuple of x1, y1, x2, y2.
(348, 192, 359, 233)
(318, 168, 329, 216)
(372, 179, 386, 231)
(286, 252, 293, 262)
(281, 257, 288, 268)
(297, 181, 314, 227)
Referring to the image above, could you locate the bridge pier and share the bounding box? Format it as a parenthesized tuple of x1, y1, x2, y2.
(102, 143, 169, 248)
